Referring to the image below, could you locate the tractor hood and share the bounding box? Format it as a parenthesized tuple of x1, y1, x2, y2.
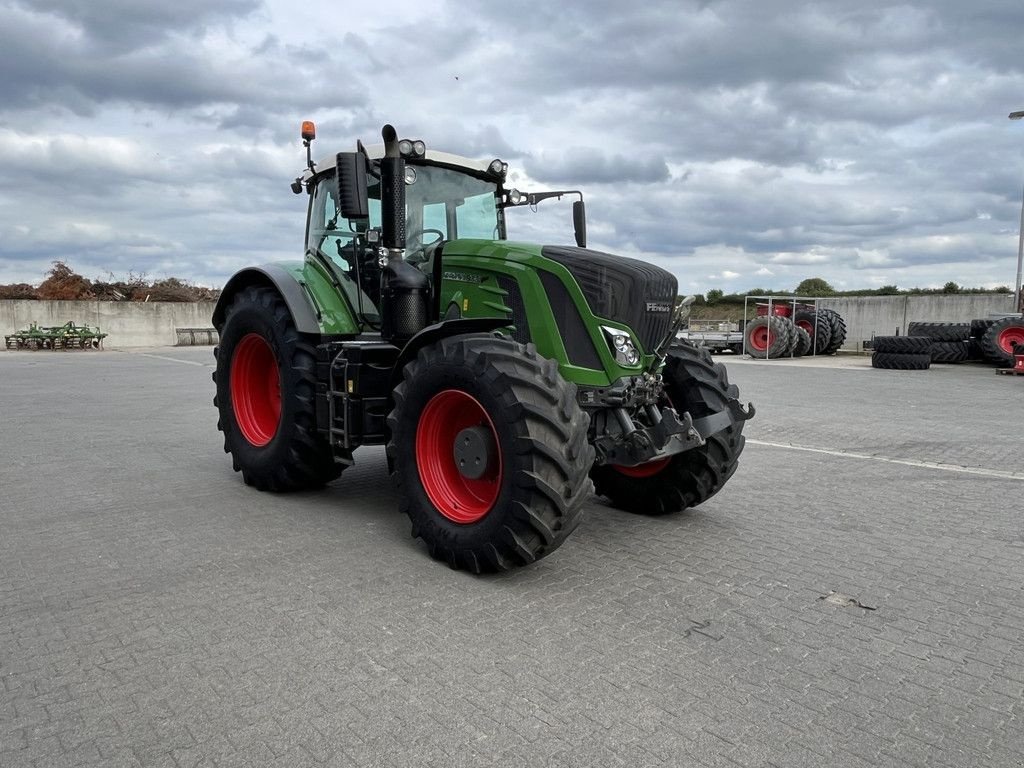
(539, 245, 678, 355)
(438, 239, 679, 356)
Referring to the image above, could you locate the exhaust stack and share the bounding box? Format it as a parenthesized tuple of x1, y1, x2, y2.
(379, 124, 406, 258)
(378, 124, 428, 344)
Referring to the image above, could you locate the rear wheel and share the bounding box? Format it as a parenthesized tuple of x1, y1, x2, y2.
(591, 342, 747, 516)
(906, 321, 970, 342)
(213, 286, 341, 491)
(793, 326, 811, 357)
(981, 317, 1024, 366)
(743, 316, 793, 358)
(871, 351, 931, 370)
(872, 335, 932, 354)
(388, 334, 593, 573)
(929, 340, 968, 363)
(818, 308, 847, 354)
(792, 310, 831, 355)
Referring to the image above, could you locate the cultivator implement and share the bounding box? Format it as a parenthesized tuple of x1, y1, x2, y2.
(4, 321, 107, 350)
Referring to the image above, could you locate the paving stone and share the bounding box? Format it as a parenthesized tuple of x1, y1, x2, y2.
(1, 349, 1023, 766)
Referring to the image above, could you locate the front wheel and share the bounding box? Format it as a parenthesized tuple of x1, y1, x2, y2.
(214, 286, 341, 491)
(591, 342, 747, 515)
(387, 335, 593, 573)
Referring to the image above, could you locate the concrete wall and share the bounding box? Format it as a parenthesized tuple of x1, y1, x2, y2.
(816, 295, 1018, 350)
(1, 300, 217, 348)
(4, 295, 1019, 350)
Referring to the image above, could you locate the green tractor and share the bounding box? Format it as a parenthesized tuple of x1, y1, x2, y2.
(212, 122, 754, 572)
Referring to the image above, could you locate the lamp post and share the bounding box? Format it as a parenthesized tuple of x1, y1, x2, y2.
(1008, 111, 1024, 312)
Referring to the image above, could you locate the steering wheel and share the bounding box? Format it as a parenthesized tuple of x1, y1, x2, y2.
(408, 229, 446, 264)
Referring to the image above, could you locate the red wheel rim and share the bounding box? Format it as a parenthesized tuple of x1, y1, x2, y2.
(613, 457, 671, 478)
(415, 390, 502, 524)
(749, 325, 772, 351)
(230, 333, 281, 447)
(997, 327, 1024, 353)
(795, 319, 814, 335)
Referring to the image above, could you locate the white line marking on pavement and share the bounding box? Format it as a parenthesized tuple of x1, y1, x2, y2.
(748, 439, 1024, 481)
(124, 352, 212, 367)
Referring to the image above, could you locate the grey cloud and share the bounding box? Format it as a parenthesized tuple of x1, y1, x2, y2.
(0, 3, 367, 117)
(524, 149, 669, 185)
(4, 0, 1024, 294)
(21, 0, 261, 50)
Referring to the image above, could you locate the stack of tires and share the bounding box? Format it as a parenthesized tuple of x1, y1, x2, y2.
(871, 335, 933, 370)
(872, 317, 1024, 371)
(974, 316, 1024, 367)
(743, 307, 847, 358)
(905, 321, 970, 365)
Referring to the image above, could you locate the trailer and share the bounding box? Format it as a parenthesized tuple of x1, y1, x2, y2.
(674, 326, 745, 354)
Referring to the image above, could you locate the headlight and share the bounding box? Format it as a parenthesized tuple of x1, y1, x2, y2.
(398, 139, 413, 156)
(601, 326, 641, 367)
(508, 188, 523, 205)
(489, 158, 505, 176)
(412, 140, 426, 156)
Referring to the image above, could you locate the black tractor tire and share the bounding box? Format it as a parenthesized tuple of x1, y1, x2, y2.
(981, 316, 1024, 366)
(792, 309, 831, 355)
(818, 308, 847, 354)
(793, 326, 812, 357)
(929, 340, 969, 364)
(591, 342, 747, 516)
(906, 321, 970, 342)
(782, 317, 800, 356)
(872, 335, 932, 354)
(967, 337, 985, 361)
(971, 318, 995, 339)
(387, 334, 593, 573)
(213, 286, 342, 491)
(871, 352, 931, 370)
(744, 316, 794, 358)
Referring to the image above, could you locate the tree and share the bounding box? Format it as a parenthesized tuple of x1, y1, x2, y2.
(794, 277, 835, 297)
(876, 284, 900, 295)
(706, 288, 723, 305)
(942, 281, 960, 294)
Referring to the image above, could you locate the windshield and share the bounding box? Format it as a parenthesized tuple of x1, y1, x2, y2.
(402, 165, 500, 242)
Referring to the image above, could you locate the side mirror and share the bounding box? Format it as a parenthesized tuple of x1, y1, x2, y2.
(336, 152, 369, 220)
(573, 199, 587, 248)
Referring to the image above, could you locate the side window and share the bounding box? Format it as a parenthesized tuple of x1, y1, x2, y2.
(306, 174, 352, 263)
(306, 174, 383, 275)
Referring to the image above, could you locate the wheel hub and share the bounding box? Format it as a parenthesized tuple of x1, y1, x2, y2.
(453, 425, 496, 480)
(230, 333, 281, 447)
(415, 389, 503, 524)
(998, 327, 1024, 353)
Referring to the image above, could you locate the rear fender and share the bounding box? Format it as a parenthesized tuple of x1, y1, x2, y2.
(213, 265, 320, 334)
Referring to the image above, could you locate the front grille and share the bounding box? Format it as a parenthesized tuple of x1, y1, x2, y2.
(541, 246, 677, 354)
(539, 272, 603, 369)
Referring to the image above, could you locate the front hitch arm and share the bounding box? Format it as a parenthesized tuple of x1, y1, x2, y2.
(594, 398, 756, 467)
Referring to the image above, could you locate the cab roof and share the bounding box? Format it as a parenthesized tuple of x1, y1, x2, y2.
(303, 144, 494, 183)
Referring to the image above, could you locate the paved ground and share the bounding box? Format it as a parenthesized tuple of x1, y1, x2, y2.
(1, 346, 1022, 767)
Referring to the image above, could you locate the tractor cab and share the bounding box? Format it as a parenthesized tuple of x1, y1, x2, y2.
(296, 124, 585, 334)
(302, 145, 505, 322)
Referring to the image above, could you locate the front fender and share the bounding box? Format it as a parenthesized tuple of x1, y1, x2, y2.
(390, 318, 510, 386)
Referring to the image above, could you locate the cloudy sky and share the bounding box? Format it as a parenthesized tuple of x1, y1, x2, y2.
(2, 0, 1024, 295)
